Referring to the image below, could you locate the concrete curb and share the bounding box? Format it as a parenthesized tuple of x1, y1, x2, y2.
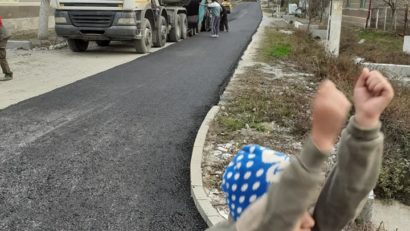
(7, 40, 33, 50)
(361, 62, 410, 79)
(190, 106, 225, 227)
(191, 5, 264, 228)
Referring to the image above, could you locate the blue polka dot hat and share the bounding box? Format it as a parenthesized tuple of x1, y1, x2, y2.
(221, 144, 290, 221)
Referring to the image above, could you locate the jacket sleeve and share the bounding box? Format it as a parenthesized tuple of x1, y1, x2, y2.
(208, 138, 328, 231)
(253, 137, 328, 231)
(313, 116, 383, 231)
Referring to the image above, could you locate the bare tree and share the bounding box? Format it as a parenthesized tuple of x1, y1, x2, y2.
(383, 0, 398, 30)
(307, 0, 321, 31)
(382, 0, 410, 30)
(405, 4, 409, 35)
(319, 0, 330, 22)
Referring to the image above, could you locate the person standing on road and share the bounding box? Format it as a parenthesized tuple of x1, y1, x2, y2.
(220, 4, 229, 32)
(207, 0, 222, 37)
(0, 16, 12, 81)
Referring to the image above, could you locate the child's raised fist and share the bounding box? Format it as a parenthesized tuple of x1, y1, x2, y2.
(311, 80, 352, 152)
(354, 68, 394, 128)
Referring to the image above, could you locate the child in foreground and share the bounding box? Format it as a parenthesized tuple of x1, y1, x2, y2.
(208, 68, 394, 231)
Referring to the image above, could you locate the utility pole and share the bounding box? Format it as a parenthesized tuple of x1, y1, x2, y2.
(326, 0, 343, 56)
(38, 0, 50, 40)
(404, 4, 409, 35)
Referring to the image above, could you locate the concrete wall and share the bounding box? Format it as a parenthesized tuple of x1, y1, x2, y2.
(0, 0, 55, 33)
(3, 16, 55, 34)
(342, 14, 367, 27)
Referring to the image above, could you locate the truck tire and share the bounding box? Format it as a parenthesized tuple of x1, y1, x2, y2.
(168, 14, 181, 42)
(179, 13, 188, 40)
(153, 16, 167, 47)
(67, 39, 89, 52)
(135, 18, 153, 54)
(96, 40, 110, 47)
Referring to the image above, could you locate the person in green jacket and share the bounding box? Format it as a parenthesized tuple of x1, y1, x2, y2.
(209, 68, 394, 231)
(0, 16, 13, 81)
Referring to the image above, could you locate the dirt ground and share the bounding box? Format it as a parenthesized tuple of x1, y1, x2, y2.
(201, 7, 410, 231)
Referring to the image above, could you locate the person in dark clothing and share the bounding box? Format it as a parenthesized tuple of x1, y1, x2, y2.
(220, 4, 229, 32)
(0, 16, 12, 81)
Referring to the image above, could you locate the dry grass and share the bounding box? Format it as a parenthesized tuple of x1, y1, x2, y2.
(204, 22, 409, 231)
(261, 28, 410, 206)
(343, 222, 388, 231)
(217, 25, 410, 205)
(340, 26, 410, 65)
(214, 66, 312, 142)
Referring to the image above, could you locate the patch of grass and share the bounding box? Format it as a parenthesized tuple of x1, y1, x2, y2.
(250, 123, 267, 132)
(358, 30, 402, 51)
(219, 117, 246, 131)
(270, 43, 292, 58)
(260, 30, 292, 61)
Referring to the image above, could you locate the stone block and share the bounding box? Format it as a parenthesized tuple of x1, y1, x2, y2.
(6, 40, 33, 50)
(311, 29, 327, 40)
(404, 36, 410, 54)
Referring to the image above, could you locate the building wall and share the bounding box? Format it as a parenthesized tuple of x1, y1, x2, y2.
(342, 0, 386, 27)
(343, 0, 369, 27)
(0, 0, 54, 33)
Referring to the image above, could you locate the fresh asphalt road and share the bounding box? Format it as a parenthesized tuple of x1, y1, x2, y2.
(0, 3, 261, 230)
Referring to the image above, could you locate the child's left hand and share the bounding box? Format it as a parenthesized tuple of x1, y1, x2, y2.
(293, 211, 315, 231)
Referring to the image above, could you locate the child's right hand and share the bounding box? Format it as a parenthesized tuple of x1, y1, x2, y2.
(354, 68, 394, 128)
(311, 80, 351, 152)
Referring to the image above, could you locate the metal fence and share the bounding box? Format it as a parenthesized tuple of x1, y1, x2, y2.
(368, 6, 409, 35)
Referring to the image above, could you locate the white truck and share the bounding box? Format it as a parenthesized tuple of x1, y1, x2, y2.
(51, 0, 195, 53)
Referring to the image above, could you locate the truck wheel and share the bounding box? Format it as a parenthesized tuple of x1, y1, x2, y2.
(67, 39, 89, 52)
(168, 14, 181, 42)
(179, 13, 187, 40)
(135, 18, 153, 54)
(153, 16, 167, 47)
(96, 40, 110, 47)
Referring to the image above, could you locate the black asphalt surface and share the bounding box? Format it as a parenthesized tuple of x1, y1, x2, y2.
(0, 3, 261, 230)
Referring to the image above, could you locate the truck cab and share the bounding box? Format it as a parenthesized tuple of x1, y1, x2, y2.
(51, 0, 191, 53)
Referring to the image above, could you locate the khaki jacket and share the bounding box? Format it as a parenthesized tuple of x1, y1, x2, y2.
(208, 116, 383, 231)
